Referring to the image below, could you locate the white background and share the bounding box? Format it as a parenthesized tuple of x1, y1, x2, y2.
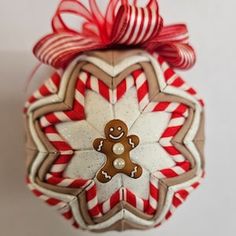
(0, 0, 235, 235)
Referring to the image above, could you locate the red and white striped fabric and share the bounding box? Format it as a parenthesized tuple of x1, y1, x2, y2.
(24, 72, 62, 113)
(59, 205, 79, 228)
(39, 71, 88, 128)
(99, 189, 122, 215)
(146, 103, 189, 163)
(43, 125, 91, 189)
(143, 83, 192, 179)
(132, 69, 150, 110)
(154, 175, 204, 228)
(27, 179, 66, 209)
(27, 178, 79, 228)
(85, 175, 159, 218)
(154, 161, 191, 180)
(39, 69, 150, 129)
(112, 75, 134, 103)
(120, 177, 159, 215)
(157, 55, 204, 106)
(163, 178, 203, 223)
(85, 182, 103, 218)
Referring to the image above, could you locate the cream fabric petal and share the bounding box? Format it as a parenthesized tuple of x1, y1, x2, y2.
(129, 111, 171, 144)
(122, 168, 150, 199)
(56, 120, 101, 150)
(85, 90, 114, 136)
(131, 143, 176, 173)
(95, 174, 123, 203)
(114, 87, 141, 129)
(63, 150, 105, 179)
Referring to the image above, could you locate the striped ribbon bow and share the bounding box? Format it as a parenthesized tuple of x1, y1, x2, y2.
(33, 0, 196, 69)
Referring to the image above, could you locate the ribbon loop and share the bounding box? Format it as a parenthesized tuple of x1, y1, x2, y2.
(112, 5, 163, 46)
(33, 0, 196, 69)
(156, 43, 196, 70)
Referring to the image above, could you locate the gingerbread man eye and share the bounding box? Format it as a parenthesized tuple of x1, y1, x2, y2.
(110, 127, 114, 132)
(118, 127, 122, 131)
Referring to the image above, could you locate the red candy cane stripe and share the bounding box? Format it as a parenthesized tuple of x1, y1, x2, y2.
(39, 71, 88, 128)
(164, 179, 202, 221)
(132, 69, 150, 111)
(87, 176, 160, 218)
(40, 69, 150, 128)
(50, 153, 74, 177)
(59, 205, 79, 228)
(27, 180, 66, 209)
(24, 72, 61, 113)
(124, 188, 148, 212)
(157, 55, 204, 106)
(154, 177, 203, 228)
(159, 113, 187, 163)
(155, 161, 191, 179)
(85, 181, 102, 218)
(45, 174, 89, 188)
(146, 101, 189, 118)
(145, 176, 159, 215)
(86, 74, 110, 102)
(27, 178, 79, 228)
(113, 75, 134, 103)
(124, 176, 159, 215)
(145, 101, 189, 165)
(44, 126, 72, 151)
(99, 189, 122, 214)
(43, 125, 90, 188)
(145, 98, 192, 179)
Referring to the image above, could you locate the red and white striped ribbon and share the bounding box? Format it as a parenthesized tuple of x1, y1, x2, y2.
(33, 0, 195, 69)
(112, 4, 163, 45)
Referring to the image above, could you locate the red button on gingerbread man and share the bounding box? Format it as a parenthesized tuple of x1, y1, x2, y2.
(93, 119, 143, 183)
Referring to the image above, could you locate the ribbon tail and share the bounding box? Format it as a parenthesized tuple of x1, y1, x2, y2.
(156, 43, 196, 70)
(147, 23, 196, 69)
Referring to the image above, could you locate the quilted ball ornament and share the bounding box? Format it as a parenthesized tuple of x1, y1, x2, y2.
(24, 0, 205, 232)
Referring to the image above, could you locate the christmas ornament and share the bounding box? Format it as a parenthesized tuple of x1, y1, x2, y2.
(24, 0, 205, 232)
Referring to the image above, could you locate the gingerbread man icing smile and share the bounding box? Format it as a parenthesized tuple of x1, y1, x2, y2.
(93, 119, 143, 183)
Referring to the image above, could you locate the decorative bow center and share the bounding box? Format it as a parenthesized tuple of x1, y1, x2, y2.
(33, 0, 196, 70)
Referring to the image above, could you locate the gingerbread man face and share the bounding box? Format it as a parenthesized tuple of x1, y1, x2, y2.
(93, 119, 142, 183)
(105, 120, 128, 142)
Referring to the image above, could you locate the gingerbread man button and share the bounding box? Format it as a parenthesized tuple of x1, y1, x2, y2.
(93, 119, 143, 183)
